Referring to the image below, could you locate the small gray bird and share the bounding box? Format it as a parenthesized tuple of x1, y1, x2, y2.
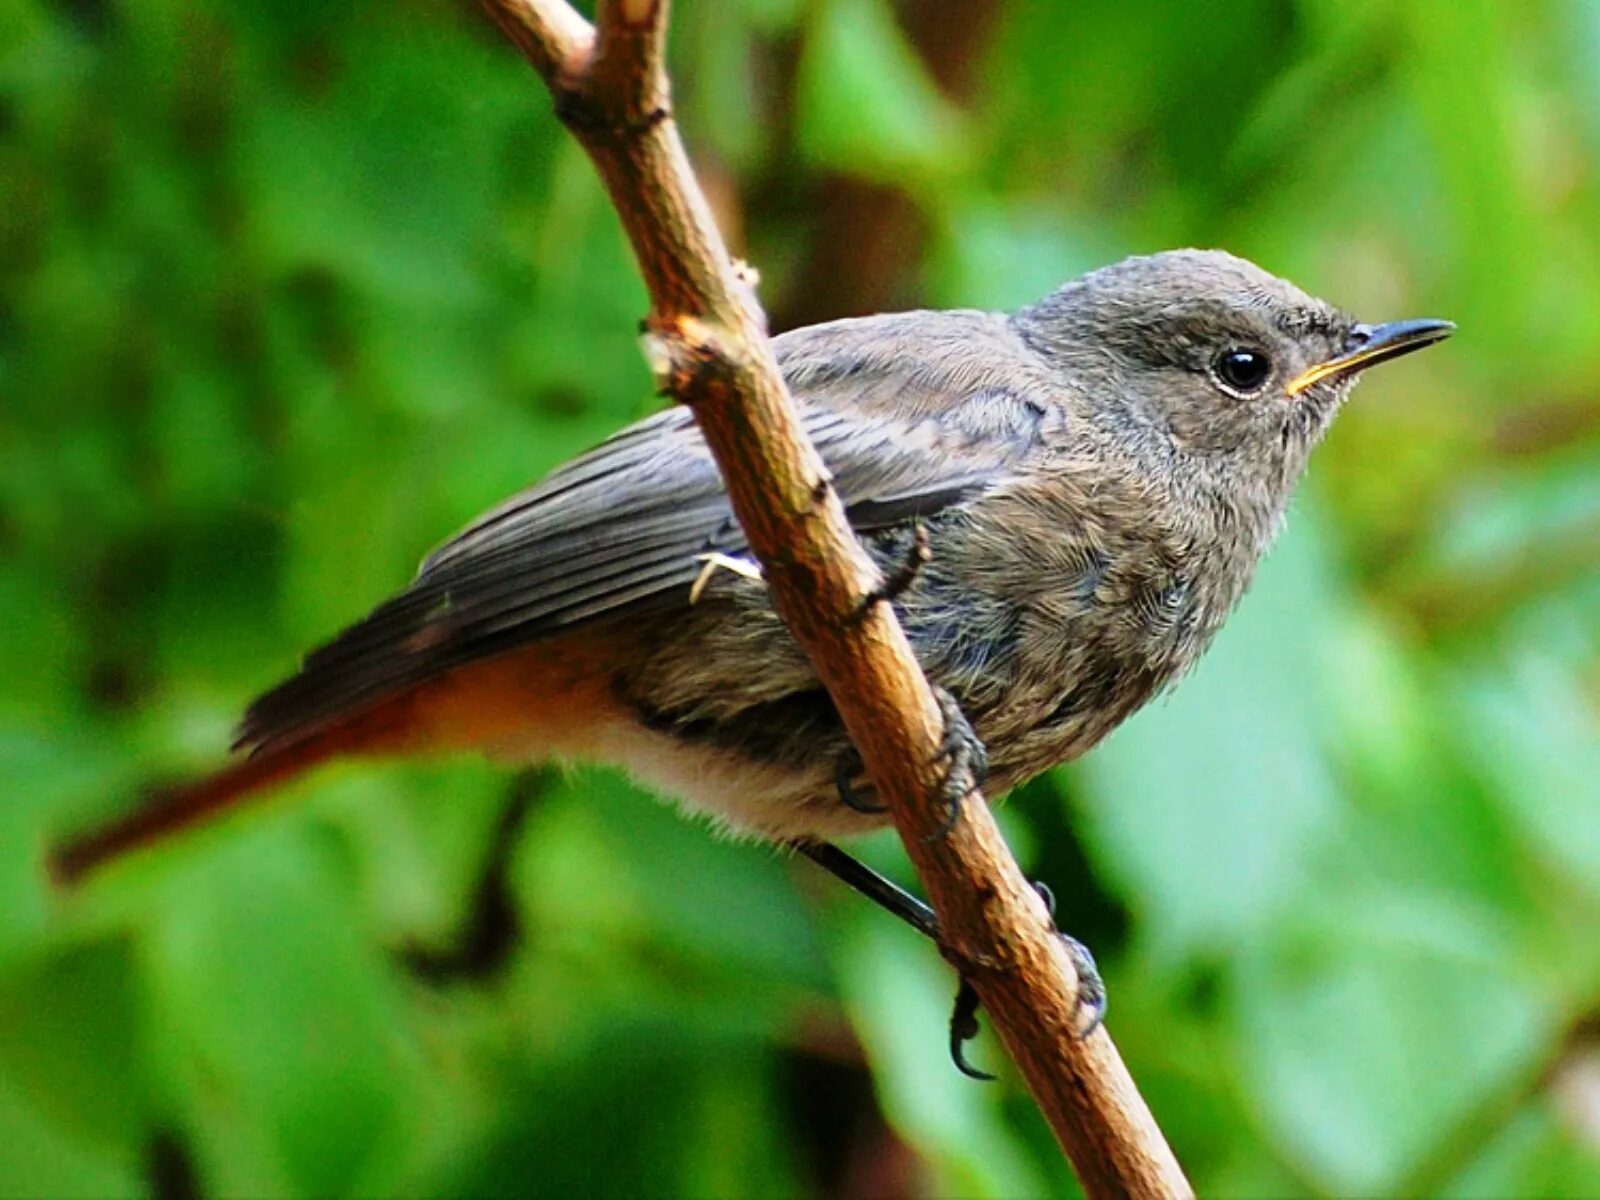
(56, 250, 1452, 892)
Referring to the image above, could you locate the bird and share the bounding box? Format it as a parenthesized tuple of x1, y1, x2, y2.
(52, 250, 1452, 895)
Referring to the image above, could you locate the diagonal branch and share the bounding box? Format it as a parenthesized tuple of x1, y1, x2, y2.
(472, 1, 1192, 1194)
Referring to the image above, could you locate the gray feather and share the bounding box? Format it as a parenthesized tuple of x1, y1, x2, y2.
(237, 310, 1056, 753)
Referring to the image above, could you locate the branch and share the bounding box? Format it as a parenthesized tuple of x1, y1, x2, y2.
(473, 2, 1192, 1194)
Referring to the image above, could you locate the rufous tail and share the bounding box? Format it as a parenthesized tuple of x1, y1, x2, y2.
(50, 721, 380, 886)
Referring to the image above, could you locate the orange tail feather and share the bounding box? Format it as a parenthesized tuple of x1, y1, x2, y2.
(49, 645, 606, 885)
(50, 719, 387, 886)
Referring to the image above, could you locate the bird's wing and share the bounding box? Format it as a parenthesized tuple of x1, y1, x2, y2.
(237, 311, 1056, 753)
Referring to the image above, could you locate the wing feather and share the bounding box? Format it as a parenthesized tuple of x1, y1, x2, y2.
(238, 310, 1056, 752)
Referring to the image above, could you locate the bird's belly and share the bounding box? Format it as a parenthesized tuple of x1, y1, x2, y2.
(573, 717, 888, 842)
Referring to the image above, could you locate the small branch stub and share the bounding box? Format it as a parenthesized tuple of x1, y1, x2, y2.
(640, 315, 744, 396)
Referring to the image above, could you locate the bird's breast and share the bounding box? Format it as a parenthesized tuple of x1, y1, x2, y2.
(904, 474, 1237, 784)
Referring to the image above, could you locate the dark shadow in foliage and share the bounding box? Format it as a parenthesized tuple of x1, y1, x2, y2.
(52, 0, 110, 37)
(433, 1015, 787, 1199)
(399, 768, 551, 985)
(1017, 773, 1132, 956)
(781, 1042, 916, 1197)
(147, 1126, 202, 1200)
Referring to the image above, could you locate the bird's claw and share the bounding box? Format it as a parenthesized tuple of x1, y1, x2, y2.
(834, 752, 886, 815)
(1058, 930, 1107, 1038)
(942, 880, 1106, 1079)
(830, 685, 986, 829)
(948, 977, 997, 1081)
(1030, 879, 1105, 1034)
(863, 522, 932, 612)
(927, 687, 987, 842)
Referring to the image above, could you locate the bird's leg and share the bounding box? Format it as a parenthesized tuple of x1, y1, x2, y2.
(794, 840, 991, 1078)
(795, 840, 939, 940)
(794, 840, 1107, 1077)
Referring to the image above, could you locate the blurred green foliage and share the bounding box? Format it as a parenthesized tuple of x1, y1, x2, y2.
(3, 0, 1600, 1195)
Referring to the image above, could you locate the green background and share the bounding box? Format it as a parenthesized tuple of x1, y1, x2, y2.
(5, 0, 1600, 1195)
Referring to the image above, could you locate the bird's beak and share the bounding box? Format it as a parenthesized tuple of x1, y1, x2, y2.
(1285, 318, 1455, 396)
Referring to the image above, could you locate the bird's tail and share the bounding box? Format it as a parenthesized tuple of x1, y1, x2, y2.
(49, 715, 395, 886)
(48, 645, 594, 884)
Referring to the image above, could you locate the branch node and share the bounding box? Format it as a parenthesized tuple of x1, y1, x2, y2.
(639, 326, 678, 395)
(729, 258, 768, 333)
(640, 315, 745, 402)
(614, 0, 660, 27)
(550, 79, 590, 130)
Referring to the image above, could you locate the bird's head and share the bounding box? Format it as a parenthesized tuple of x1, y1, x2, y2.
(1015, 249, 1453, 491)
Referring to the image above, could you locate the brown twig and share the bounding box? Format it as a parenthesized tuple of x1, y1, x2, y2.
(471, 1, 1192, 1194)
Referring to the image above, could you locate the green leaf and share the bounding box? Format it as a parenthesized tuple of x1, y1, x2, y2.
(795, 0, 969, 185)
(1442, 1093, 1600, 1199)
(1452, 651, 1600, 901)
(524, 771, 829, 991)
(142, 835, 416, 1197)
(234, 24, 509, 308)
(0, 938, 153, 1148)
(931, 198, 1112, 311)
(1236, 891, 1551, 1195)
(0, 1074, 138, 1200)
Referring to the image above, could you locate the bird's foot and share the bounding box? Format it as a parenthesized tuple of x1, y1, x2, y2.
(862, 522, 931, 611)
(833, 751, 887, 815)
(1056, 931, 1108, 1038)
(945, 881, 1106, 1078)
(794, 843, 1104, 1079)
(832, 689, 986, 834)
(1030, 880, 1106, 1036)
(927, 687, 988, 842)
(948, 977, 997, 1080)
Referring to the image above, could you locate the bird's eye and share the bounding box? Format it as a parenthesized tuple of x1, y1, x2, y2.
(1211, 348, 1273, 397)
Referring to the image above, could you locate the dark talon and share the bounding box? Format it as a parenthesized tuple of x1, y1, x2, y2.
(949, 977, 996, 1081)
(926, 784, 965, 844)
(1033, 880, 1056, 918)
(834, 754, 886, 814)
(1059, 932, 1107, 1037)
(926, 687, 987, 843)
(796, 839, 1104, 1075)
(1032, 879, 1106, 1036)
(863, 522, 932, 612)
